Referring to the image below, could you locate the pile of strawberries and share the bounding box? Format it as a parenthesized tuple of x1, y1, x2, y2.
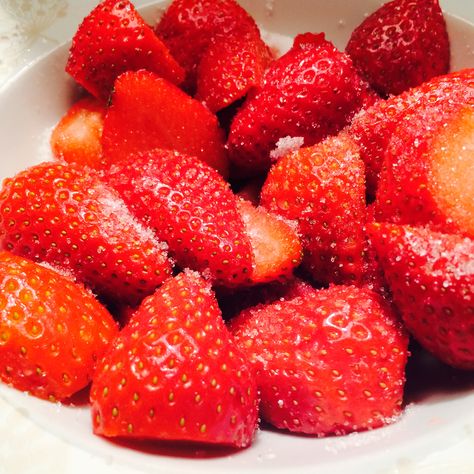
(0, 0, 472, 451)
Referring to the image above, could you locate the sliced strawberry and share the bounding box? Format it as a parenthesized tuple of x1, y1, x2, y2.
(369, 223, 474, 369)
(229, 284, 408, 435)
(195, 32, 272, 113)
(348, 69, 474, 197)
(237, 199, 302, 285)
(101, 70, 228, 177)
(227, 33, 376, 177)
(105, 149, 252, 287)
(346, 0, 450, 97)
(66, 0, 184, 101)
(91, 270, 258, 447)
(50, 97, 106, 169)
(373, 101, 474, 238)
(156, 0, 263, 92)
(0, 251, 118, 401)
(0, 162, 173, 305)
(261, 134, 368, 286)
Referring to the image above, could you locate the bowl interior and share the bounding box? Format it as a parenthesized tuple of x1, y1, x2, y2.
(0, 1, 474, 473)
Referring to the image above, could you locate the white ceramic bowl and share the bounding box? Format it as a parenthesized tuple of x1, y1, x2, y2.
(0, 1, 474, 473)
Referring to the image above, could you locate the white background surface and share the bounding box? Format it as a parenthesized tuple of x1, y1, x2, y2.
(0, 1, 474, 473)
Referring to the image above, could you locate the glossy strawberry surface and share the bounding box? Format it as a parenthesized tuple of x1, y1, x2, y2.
(91, 270, 258, 447)
(0, 251, 118, 401)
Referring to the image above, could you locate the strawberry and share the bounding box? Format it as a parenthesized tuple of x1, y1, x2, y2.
(0, 251, 118, 401)
(227, 33, 376, 177)
(237, 199, 302, 285)
(195, 32, 272, 113)
(0, 162, 173, 305)
(50, 97, 106, 169)
(66, 0, 184, 101)
(346, 0, 450, 97)
(369, 223, 474, 370)
(101, 70, 229, 177)
(90, 270, 258, 447)
(229, 284, 408, 435)
(373, 100, 474, 238)
(105, 149, 253, 287)
(155, 0, 265, 92)
(260, 134, 369, 286)
(348, 69, 474, 197)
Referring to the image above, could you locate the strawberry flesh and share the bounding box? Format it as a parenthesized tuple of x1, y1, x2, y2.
(0, 162, 173, 305)
(346, 0, 450, 97)
(66, 0, 184, 101)
(369, 223, 474, 369)
(105, 149, 253, 287)
(0, 251, 118, 401)
(101, 70, 229, 177)
(230, 284, 408, 435)
(91, 270, 258, 447)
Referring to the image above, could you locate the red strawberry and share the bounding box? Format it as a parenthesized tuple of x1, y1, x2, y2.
(0, 251, 118, 401)
(101, 70, 229, 177)
(195, 32, 272, 113)
(237, 198, 302, 285)
(105, 149, 253, 287)
(229, 284, 408, 435)
(50, 97, 106, 169)
(261, 134, 369, 286)
(0, 162, 173, 305)
(91, 270, 258, 447)
(348, 69, 474, 197)
(227, 33, 376, 177)
(373, 99, 474, 238)
(346, 0, 449, 97)
(369, 223, 474, 369)
(66, 0, 184, 101)
(155, 0, 264, 92)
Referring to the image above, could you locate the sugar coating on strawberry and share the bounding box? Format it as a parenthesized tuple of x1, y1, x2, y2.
(105, 149, 253, 287)
(346, 0, 450, 96)
(50, 97, 106, 169)
(91, 270, 258, 447)
(156, 0, 265, 92)
(0, 162, 173, 305)
(236, 198, 302, 285)
(261, 134, 368, 286)
(374, 101, 474, 238)
(369, 223, 474, 369)
(229, 284, 408, 435)
(348, 69, 474, 197)
(66, 0, 184, 101)
(227, 33, 376, 176)
(0, 251, 118, 401)
(101, 70, 229, 177)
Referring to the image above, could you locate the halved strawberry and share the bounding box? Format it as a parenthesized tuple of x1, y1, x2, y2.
(373, 101, 474, 238)
(66, 0, 184, 101)
(227, 33, 376, 177)
(156, 0, 264, 92)
(91, 270, 258, 447)
(229, 284, 408, 435)
(101, 70, 228, 177)
(237, 198, 302, 285)
(195, 31, 272, 113)
(348, 69, 474, 197)
(346, 0, 450, 96)
(50, 97, 106, 169)
(0, 251, 118, 401)
(0, 162, 173, 305)
(369, 223, 474, 369)
(105, 149, 252, 287)
(261, 134, 368, 286)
